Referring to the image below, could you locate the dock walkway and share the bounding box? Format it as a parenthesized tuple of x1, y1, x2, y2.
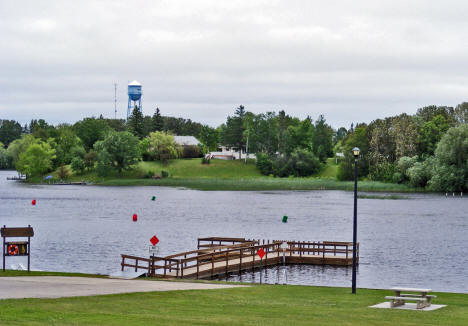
(121, 237, 359, 279)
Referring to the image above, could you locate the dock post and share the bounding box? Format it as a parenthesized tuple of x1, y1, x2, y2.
(211, 254, 214, 278)
(239, 248, 242, 273)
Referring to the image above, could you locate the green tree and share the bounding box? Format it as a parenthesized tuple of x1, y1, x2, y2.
(84, 150, 96, 171)
(73, 117, 110, 151)
(418, 114, 449, 156)
(30, 119, 56, 141)
(152, 108, 164, 132)
(246, 112, 279, 155)
(337, 124, 369, 181)
(57, 165, 70, 180)
(282, 118, 314, 155)
(416, 105, 456, 125)
(147, 131, 182, 163)
(313, 115, 334, 162)
(454, 102, 468, 124)
(391, 113, 419, 159)
(94, 131, 141, 175)
(53, 124, 85, 165)
(0, 120, 22, 145)
(6, 134, 40, 168)
(16, 142, 56, 179)
(126, 106, 145, 138)
(198, 125, 219, 151)
(70, 157, 86, 175)
(427, 124, 468, 192)
(221, 105, 246, 159)
(0, 142, 12, 169)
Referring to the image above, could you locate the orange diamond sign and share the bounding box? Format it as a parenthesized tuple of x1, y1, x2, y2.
(257, 248, 265, 259)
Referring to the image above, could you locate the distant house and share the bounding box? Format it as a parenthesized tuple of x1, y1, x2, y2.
(173, 136, 200, 146)
(208, 146, 256, 160)
(174, 136, 201, 158)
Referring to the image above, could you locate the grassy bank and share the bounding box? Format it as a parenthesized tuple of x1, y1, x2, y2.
(0, 270, 107, 278)
(0, 284, 466, 325)
(41, 158, 421, 192)
(101, 177, 417, 192)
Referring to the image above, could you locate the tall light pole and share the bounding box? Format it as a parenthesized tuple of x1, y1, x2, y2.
(352, 147, 360, 294)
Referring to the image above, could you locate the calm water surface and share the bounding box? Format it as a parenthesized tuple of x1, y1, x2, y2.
(1, 171, 466, 293)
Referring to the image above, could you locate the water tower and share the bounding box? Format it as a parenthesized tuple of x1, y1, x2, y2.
(127, 80, 142, 119)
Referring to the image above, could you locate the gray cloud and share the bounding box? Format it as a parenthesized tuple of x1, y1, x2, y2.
(1, 0, 468, 128)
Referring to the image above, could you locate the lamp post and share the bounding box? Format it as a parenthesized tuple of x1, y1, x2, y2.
(351, 147, 360, 294)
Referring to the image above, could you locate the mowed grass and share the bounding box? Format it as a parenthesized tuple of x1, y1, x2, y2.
(0, 284, 466, 326)
(45, 158, 420, 192)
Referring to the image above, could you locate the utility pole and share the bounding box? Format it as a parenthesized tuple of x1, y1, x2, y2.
(114, 83, 117, 119)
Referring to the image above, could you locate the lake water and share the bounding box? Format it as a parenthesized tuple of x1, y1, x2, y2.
(1, 170, 467, 293)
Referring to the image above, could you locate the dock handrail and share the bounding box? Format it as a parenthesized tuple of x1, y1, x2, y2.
(121, 238, 359, 278)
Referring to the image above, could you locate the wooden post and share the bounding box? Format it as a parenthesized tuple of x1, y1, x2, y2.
(322, 243, 325, 259)
(225, 251, 228, 276)
(3, 226, 5, 272)
(121, 256, 125, 271)
(239, 248, 242, 273)
(135, 258, 138, 272)
(211, 254, 214, 278)
(163, 259, 167, 277)
(196, 257, 199, 279)
(176, 260, 179, 278)
(300, 241, 302, 258)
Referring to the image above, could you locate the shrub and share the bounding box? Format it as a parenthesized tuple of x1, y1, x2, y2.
(161, 170, 169, 178)
(201, 156, 210, 164)
(57, 165, 70, 180)
(256, 152, 273, 175)
(407, 159, 433, 188)
(144, 170, 155, 179)
(369, 162, 396, 182)
(71, 157, 85, 175)
(182, 145, 201, 158)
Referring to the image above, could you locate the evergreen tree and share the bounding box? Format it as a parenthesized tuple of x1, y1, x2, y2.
(152, 107, 164, 132)
(126, 106, 144, 138)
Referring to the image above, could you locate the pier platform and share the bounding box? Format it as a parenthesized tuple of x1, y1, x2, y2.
(121, 237, 359, 279)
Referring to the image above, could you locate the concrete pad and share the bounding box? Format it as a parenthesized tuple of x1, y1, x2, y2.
(0, 276, 248, 299)
(370, 302, 446, 311)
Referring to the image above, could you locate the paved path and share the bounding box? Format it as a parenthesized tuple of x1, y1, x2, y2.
(0, 276, 247, 299)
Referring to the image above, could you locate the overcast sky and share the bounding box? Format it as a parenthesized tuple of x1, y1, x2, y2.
(1, 0, 468, 128)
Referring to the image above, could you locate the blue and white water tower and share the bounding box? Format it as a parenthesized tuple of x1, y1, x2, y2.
(127, 80, 142, 119)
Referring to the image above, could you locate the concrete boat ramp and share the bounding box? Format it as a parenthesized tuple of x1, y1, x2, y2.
(0, 276, 247, 299)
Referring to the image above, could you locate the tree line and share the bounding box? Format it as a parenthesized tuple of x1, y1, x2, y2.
(1, 102, 467, 191)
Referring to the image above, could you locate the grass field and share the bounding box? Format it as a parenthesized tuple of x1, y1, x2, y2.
(0, 283, 466, 326)
(41, 158, 421, 193)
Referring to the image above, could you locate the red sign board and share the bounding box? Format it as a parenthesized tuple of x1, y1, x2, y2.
(150, 236, 159, 246)
(257, 248, 265, 259)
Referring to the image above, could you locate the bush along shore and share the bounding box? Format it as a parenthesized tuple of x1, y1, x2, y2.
(23, 158, 423, 193)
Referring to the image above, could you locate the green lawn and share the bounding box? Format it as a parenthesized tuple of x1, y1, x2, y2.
(40, 158, 421, 192)
(0, 284, 466, 326)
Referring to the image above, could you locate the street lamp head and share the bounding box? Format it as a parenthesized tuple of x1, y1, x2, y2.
(352, 147, 360, 158)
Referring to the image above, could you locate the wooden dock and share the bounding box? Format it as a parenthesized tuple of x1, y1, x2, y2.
(121, 237, 359, 279)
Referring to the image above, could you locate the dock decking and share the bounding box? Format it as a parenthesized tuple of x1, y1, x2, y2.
(121, 237, 359, 279)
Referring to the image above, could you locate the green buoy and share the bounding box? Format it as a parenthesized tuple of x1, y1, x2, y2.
(282, 215, 288, 223)
(152, 196, 156, 201)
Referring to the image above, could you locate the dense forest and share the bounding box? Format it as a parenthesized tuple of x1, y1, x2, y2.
(0, 103, 467, 192)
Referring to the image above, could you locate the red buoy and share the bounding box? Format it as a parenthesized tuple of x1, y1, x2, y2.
(132, 213, 137, 222)
(32, 199, 36, 206)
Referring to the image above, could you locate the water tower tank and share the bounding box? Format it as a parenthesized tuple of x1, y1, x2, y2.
(127, 80, 142, 119)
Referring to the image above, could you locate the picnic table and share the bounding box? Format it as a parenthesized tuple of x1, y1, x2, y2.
(385, 287, 436, 309)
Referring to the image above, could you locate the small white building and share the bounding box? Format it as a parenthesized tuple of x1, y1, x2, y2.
(208, 146, 256, 160)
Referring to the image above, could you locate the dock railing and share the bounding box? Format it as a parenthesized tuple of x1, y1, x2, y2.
(121, 238, 358, 279)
